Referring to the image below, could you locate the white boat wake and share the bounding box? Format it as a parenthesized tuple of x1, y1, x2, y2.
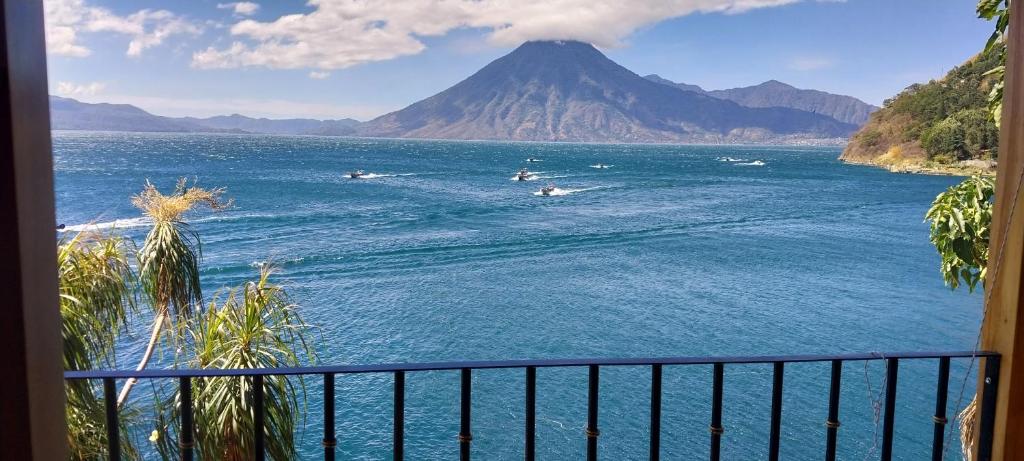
(60, 217, 152, 232)
(735, 160, 765, 166)
(350, 173, 415, 179)
(533, 186, 602, 197)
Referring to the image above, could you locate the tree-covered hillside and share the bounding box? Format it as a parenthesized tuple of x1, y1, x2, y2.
(841, 44, 1003, 168)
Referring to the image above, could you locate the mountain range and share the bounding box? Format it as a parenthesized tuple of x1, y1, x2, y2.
(52, 40, 877, 144)
(49, 96, 360, 136)
(356, 41, 858, 143)
(642, 75, 878, 126)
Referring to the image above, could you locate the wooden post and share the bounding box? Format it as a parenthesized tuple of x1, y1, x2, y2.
(0, 0, 67, 459)
(976, 3, 1024, 459)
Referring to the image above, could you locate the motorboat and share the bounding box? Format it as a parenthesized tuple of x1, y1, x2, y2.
(527, 158, 540, 162)
(349, 170, 365, 179)
(517, 168, 531, 181)
(540, 184, 556, 196)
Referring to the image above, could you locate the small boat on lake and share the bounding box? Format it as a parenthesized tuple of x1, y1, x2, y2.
(349, 170, 365, 178)
(540, 184, 556, 196)
(517, 168, 531, 181)
(591, 163, 609, 169)
(527, 158, 541, 162)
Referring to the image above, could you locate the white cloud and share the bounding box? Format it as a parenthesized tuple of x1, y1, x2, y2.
(217, 2, 260, 16)
(788, 56, 836, 71)
(192, 0, 805, 71)
(44, 0, 201, 58)
(308, 71, 330, 79)
(55, 81, 106, 97)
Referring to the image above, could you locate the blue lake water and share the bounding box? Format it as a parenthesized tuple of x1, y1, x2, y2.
(54, 131, 982, 460)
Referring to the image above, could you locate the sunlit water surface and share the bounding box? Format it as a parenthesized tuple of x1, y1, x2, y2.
(54, 132, 981, 460)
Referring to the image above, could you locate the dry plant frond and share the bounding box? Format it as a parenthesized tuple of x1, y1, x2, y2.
(119, 178, 232, 407)
(132, 178, 232, 224)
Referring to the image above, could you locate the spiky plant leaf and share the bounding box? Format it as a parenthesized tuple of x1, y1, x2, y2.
(58, 232, 140, 460)
(119, 179, 231, 406)
(156, 266, 314, 461)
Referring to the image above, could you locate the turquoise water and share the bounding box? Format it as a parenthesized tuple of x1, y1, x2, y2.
(54, 132, 982, 460)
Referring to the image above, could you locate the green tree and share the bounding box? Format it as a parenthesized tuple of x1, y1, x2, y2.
(189, 266, 312, 460)
(922, 116, 967, 161)
(58, 233, 139, 460)
(117, 179, 230, 406)
(152, 266, 314, 461)
(59, 180, 316, 460)
(925, 176, 995, 291)
(957, 108, 1000, 158)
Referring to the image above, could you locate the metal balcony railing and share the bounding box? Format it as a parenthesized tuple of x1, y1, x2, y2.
(64, 350, 1001, 461)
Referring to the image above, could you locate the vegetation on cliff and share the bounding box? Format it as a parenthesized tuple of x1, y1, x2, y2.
(841, 44, 1003, 172)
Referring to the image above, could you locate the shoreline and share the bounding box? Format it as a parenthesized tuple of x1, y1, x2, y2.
(839, 157, 997, 177)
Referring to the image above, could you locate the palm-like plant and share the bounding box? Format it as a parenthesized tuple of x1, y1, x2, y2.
(118, 179, 230, 406)
(157, 265, 313, 460)
(58, 232, 139, 460)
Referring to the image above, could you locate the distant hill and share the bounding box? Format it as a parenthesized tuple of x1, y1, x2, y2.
(180, 114, 361, 136)
(358, 41, 857, 144)
(644, 75, 878, 125)
(841, 45, 1002, 171)
(50, 96, 362, 136)
(49, 96, 214, 132)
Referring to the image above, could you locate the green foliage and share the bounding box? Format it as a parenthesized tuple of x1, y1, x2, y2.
(59, 181, 315, 460)
(155, 266, 314, 461)
(977, 0, 1010, 127)
(922, 116, 966, 160)
(925, 176, 996, 292)
(133, 179, 229, 320)
(859, 129, 882, 148)
(118, 179, 231, 406)
(958, 108, 1000, 158)
(868, 37, 1003, 162)
(921, 108, 999, 161)
(58, 233, 139, 460)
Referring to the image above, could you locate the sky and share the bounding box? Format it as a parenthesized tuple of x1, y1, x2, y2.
(45, 0, 995, 121)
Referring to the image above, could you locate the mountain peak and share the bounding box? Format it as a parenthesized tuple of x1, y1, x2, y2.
(759, 79, 795, 89)
(358, 41, 855, 143)
(517, 40, 594, 49)
(707, 80, 878, 125)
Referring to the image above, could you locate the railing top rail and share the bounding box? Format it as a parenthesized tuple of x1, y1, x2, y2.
(64, 350, 999, 380)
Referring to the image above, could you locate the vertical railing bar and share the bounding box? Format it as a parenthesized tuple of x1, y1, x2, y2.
(460, 368, 473, 461)
(880, 358, 899, 461)
(525, 366, 536, 461)
(586, 365, 600, 461)
(931, 357, 950, 461)
(394, 371, 405, 461)
(254, 375, 265, 461)
(180, 377, 194, 461)
(825, 360, 842, 461)
(650, 364, 662, 461)
(324, 374, 337, 461)
(709, 363, 724, 461)
(103, 377, 121, 461)
(768, 362, 784, 461)
(977, 355, 1001, 461)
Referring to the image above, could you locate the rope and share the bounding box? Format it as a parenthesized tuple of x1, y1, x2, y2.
(863, 353, 888, 461)
(945, 162, 1024, 459)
